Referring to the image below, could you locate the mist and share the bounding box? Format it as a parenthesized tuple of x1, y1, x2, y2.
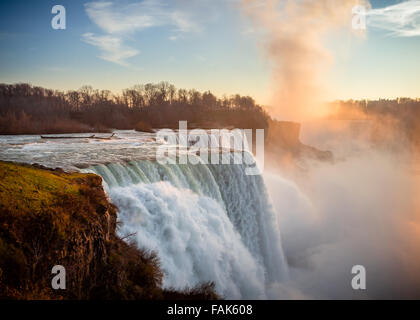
(265, 121, 420, 299)
(240, 0, 366, 120)
(239, 1, 420, 298)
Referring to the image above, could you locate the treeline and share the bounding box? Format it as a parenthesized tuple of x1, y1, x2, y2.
(328, 98, 420, 120)
(0, 82, 269, 134)
(329, 98, 420, 149)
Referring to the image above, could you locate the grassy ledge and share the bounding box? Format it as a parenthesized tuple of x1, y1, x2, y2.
(0, 161, 218, 300)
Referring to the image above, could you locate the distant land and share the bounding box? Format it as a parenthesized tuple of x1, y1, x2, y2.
(1, 82, 419, 160)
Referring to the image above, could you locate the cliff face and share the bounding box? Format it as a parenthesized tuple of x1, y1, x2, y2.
(265, 119, 333, 162)
(0, 161, 217, 300)
(266, 120, 301, 152)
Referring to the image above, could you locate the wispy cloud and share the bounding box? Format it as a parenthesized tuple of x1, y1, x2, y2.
(367, 0, 420, 37)
(85, 1, 163, 35)
(170, 10, 197, 33)
(83, 0, 199, 66)
(82, 33, 139, 66)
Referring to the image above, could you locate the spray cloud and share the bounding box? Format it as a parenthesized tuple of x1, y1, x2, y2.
(241, 0, 366, 120)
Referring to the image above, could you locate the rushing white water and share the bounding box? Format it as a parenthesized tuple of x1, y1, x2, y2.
(85, 156, 289, 299)
(0, 131, 289, 299)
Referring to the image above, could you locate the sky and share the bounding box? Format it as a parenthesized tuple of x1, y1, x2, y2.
(0, 0, 419, 105)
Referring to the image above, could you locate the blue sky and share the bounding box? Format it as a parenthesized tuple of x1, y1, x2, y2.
(0, 0, 419, 104)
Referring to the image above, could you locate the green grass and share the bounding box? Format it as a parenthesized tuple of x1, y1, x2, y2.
(0, 162, 89, 213)
(0, 161, 219, 300)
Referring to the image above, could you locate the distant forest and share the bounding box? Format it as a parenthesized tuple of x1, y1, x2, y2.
(329, 98, 420, 150)
(0, 82, 269, 134)
(328, 98, 420, 121)
(1, 83, 419, 150)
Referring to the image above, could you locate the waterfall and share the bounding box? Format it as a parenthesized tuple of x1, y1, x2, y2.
(85, 155, 288, 299)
